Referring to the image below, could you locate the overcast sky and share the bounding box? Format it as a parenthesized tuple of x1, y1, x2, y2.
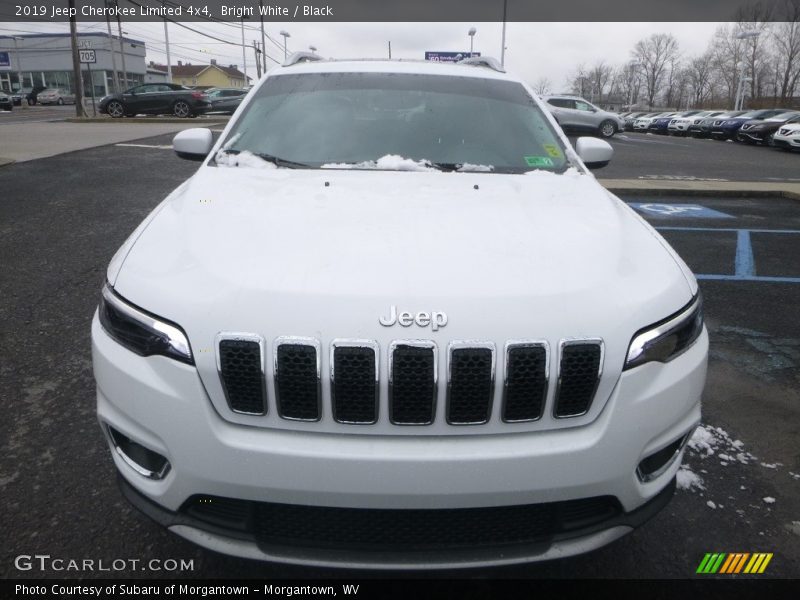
(2, 21, 725, 90)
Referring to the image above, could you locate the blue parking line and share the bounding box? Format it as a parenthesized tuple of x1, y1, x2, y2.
(653, 226, 800, 284)
(735, 230, 755, 278)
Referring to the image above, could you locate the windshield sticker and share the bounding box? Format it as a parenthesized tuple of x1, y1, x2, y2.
(543, 144, 562, 158)
(525, 156, 554, 167)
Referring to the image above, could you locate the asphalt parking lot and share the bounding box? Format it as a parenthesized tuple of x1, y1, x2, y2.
(1, 133, 798, 579)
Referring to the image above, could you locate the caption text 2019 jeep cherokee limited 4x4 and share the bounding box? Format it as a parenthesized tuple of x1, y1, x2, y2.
(92, 55, 708, 569)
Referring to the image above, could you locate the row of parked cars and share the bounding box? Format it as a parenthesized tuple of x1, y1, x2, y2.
(97, 83, 248, 118)
(620, 108, 800, 151)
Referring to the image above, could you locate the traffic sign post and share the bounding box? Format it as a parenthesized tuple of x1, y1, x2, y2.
(79, 49, 97, 116)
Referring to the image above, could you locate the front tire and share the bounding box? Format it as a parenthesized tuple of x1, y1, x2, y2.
(598, 120, 616, 138)
(173, 101, 191, 118)
(106, 100, 124, 118)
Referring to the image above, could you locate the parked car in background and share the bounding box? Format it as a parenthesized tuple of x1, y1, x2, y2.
(98, 83, 211, 118)
(710, 109, 787, 140)
(736, 111, 800, 145)
(647, 112, 688, 134)
(772, 122, 800, 151)
(623, 112, 648, 131)
(691, 111, 745, 138)
(543, 94, 625, 137)
(633, 112, 669, 131)
(37, 88, 76, 105)
(0, 90, 12, 111)
(669, 111, 721, 136)
(22, 86, 47, 105)
(11, 88, 28, 106)
(205, 87, 247, 114)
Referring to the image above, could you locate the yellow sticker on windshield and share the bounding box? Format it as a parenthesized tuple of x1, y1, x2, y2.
(525, 156, 554, 167)
(543, 144, 562, 158)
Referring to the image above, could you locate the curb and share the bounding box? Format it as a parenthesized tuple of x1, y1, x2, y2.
(599, 180, 800, 201)
(65, 117, 229, 124)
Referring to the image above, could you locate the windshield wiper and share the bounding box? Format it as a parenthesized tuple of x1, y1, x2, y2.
(217, 149, 311, 169)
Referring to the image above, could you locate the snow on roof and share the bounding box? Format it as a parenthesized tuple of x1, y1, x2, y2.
(272, 58, 517, 82)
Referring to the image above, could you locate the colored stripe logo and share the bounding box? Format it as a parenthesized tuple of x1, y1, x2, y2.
(697, 553, 773, 574)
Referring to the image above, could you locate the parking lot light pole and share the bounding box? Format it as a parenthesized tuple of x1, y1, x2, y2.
(468, 27, 476, 57)
(734, 30, 760, 111)
(280, 31, 290, 60)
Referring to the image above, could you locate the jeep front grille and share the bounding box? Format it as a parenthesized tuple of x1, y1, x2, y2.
(215, 336, 605, 427)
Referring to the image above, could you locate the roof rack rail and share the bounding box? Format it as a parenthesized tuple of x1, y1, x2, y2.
(457, 56, 505, 73)
(283, 51, 323, 67)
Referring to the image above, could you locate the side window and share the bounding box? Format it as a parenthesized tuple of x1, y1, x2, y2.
(575, 101, 594, 112)
(548, 98, 570, 108)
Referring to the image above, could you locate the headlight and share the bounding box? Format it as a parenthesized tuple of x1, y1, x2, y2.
(99, 284, 193, 364)
(624, 294, 703, 370)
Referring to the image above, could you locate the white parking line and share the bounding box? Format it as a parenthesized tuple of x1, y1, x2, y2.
(115, 143, 173, 149)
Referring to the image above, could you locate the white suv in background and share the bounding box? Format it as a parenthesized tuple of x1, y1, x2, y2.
(773, 122, 800, 151)
(93, 55, 707, 568)
(543, 95, 625, 138)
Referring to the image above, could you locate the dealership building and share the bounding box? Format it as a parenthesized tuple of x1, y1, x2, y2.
(0, 32, 146, 97)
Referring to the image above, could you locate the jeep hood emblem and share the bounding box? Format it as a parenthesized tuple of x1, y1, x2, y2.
(379, 305, 448, 331)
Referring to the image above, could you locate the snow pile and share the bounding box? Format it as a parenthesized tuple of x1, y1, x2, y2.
(215, 150, 277, 169)
(458, 163, 493, 172)
(676, 466, 705, 491)
(763, 497, 776, 504)
(686, 425, 756, 465)
(706, 500, 717, 509)
(322, 155, 435, 172)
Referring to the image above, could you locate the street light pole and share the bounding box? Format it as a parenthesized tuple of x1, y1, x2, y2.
(280, 31, 290, 60)
(468, 27, 476, 57)
(733, 30, 760, 111)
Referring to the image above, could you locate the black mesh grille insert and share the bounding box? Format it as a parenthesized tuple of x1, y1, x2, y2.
(219, 339, 265, 414)
(332, 346, 377, 423)
(555, 343, 602, 417)
(390, 345, 436, 424)
(504, 345, 547, 421)
(181, 495, 621, 552)
(276, 344, 319, 421)
(447, 347, 494, 424)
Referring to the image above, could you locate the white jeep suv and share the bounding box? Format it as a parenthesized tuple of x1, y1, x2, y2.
(92, 55, 707, 569)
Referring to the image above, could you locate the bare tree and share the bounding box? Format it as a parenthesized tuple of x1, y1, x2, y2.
(709, 25, 747, 108)
(735, 0, 774, 102)
(686, 51, 715, 106)
(532, 76, 552, 96)
(588, 61, 613, 104)
(631, 33, 680, 109)
(772, 0, 800, 101)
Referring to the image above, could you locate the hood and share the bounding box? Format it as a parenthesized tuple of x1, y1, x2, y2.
(111, 166, 694, 405)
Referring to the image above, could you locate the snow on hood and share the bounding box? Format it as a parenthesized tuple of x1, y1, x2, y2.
(322, 154, 436, 172)
(215, 150, 278, 169)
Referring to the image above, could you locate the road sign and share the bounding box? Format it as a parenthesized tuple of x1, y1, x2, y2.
(424, 51, 480, 62)
(79, 50, 97, 64)
(0, 51, 10, 70)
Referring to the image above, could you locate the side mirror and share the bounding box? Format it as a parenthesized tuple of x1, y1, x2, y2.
(575, 137, 613, 169)
(173, 128, 213, 161)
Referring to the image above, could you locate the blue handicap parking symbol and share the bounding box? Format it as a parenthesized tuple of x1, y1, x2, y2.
(628, 203, 734, 219)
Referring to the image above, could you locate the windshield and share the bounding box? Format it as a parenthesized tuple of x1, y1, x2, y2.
(768, 111, 800, 121)
(217, 72, 570, 173)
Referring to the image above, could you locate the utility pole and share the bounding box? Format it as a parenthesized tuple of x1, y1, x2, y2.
(240, 21, 247, 79)
(68, 0, 86, 117)
(500, 0, 507, 67)
(115, 1, 128, 90)
(104, 2, 119, 93)
(253, 41, 262, 79)
(259, 1, 267, 72)
(163, 1, 172, 83)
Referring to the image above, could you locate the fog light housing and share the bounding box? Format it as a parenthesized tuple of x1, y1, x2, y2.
(107, 426, 170, 480)
(636, 431, 691, 483)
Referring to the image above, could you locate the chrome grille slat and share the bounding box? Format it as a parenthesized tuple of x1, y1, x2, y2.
(554, 339, 604, 418)
(446, 341, 496, 425)
(216, 333, 267, 415)
(330, 340, 379, 424)
(389, 340, 437, 425)
(274, 337, 321, 421)
(503, 341, 549, 422)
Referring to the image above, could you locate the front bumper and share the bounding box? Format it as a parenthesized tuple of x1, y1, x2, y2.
(93, 313, 707, 566)
(773, 136, 800, 149)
